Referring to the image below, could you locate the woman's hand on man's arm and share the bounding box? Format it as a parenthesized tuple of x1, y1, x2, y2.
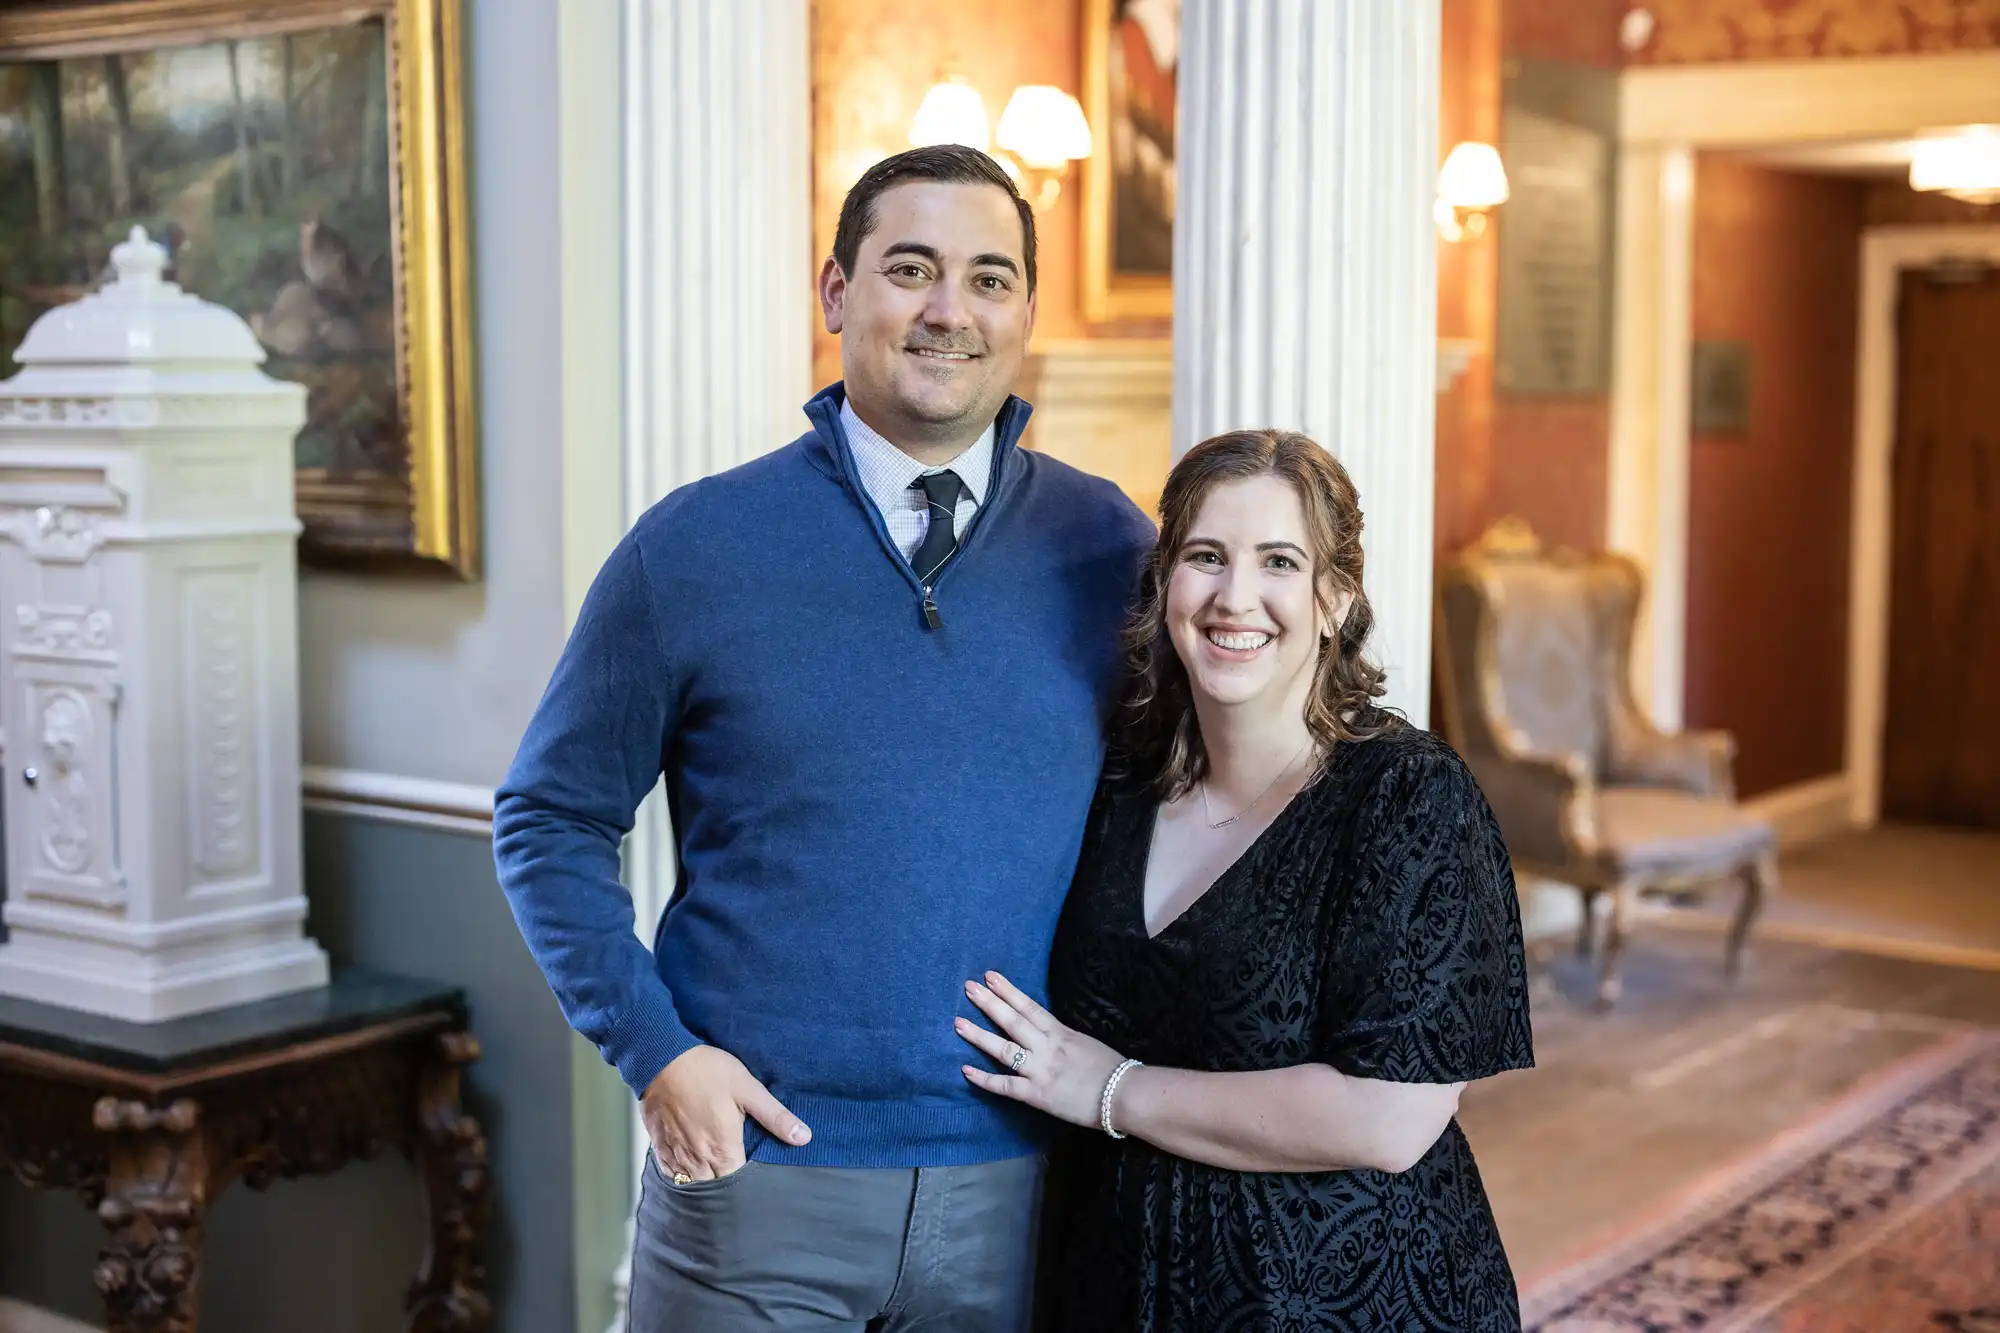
(957, 971, 1463, 1174)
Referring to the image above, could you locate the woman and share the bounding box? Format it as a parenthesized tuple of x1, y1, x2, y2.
(955, 430, 1534, 1331)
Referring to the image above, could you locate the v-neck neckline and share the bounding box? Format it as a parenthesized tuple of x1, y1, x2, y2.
(1129, 765, 1324, 943)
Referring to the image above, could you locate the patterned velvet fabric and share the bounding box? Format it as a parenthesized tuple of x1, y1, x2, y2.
(1045, 722, 1534, 1332)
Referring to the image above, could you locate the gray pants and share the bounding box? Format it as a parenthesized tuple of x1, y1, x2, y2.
(627, 1150, 1045, 1332)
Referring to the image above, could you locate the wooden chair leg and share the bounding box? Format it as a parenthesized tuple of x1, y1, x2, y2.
(1594, 881, 1638, 1012)
(1726, 852, 1775, 982)
(1576, 889, 1600, 959)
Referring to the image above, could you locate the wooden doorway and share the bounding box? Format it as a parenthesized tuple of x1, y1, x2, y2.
(1880, 262, 2000, 827)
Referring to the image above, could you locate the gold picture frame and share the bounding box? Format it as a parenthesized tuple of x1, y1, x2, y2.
(1082, 0, 1176, 324)
(0, 0, 479, 578)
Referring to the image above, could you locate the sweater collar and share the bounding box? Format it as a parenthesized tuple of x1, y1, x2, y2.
(839, 397, 997, 508)
(803, 382, 1035, 498)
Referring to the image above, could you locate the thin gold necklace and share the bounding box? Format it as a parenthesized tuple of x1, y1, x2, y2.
(1198, 739, 1314, 829)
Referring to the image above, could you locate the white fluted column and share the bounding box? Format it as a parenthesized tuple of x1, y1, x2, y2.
(1173, 0, 1441, 724)
(601, 4, 812, 1328)
(625, 0, 814, 511)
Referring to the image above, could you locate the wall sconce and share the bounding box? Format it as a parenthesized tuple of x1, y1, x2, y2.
(1909, 126, 2000, 205)
(996, 86, 1093, 210)
(909, 74, 1092, 210)
(910, 73, 992, 153)
(1435, 141, 1510, 243)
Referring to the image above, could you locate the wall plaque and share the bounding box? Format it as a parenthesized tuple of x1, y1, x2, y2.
(1691, 339, 1753, 435)
(1495, 58, 1618, 396)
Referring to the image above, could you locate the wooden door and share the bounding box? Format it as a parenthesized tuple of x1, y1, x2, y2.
(1881, 264, 2000, 827)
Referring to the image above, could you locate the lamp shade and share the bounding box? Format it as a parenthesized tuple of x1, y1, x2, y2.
(909, 77, 990, 152)
(1437, 141, 1510, 210)
(1909, 126, 2000, 205)
(996, 86, 1093, 169)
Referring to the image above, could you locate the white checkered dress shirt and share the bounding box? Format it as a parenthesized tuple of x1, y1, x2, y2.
(840, 399, 995, 565)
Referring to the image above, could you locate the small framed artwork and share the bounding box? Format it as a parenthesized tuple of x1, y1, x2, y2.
(0, 0, 479, 577)
(1690, 339, 1754, 436)
(1082, 0, 1176, 324)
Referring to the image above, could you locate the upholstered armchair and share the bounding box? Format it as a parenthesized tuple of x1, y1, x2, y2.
(1434, 518, 1777, 1010)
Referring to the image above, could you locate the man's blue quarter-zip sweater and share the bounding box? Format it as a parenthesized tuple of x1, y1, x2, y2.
(493, 383, 1155, 1167)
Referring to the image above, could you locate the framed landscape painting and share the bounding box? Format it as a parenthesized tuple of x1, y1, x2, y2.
(0, 0, 478, 578)
(1083, 0, 1177, 324)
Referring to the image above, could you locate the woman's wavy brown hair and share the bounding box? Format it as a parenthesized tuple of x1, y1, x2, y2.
(1114, 429, 1396, 799)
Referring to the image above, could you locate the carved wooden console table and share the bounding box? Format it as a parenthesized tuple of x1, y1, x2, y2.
(0, 969, 491, 1332)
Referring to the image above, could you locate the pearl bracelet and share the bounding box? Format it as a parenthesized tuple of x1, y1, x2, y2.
(1099, 1058, 1143, 1139)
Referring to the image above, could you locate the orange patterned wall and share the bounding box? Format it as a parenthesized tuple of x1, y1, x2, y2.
(1436, 0, 1505, 556)
(1487, 399, 1611, 552)
(1465, 0, 1621, 564)
(1505, 0, 1625, 65)
(1634, 0, 2000, 63)
(811, 0, 1089, 391)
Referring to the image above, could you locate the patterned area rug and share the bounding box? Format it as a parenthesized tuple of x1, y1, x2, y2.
(1520, 1030, 2000, 1332)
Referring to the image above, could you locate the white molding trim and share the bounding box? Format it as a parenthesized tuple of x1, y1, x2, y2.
(1848, 226, 2000, 827)
(1622, 51, 2000, 148)
(299, 765, 494, 836)
(0, 1299, 101, 1333)
(1607, 52, 2000, 734)
(1743, 773, 1857, 849)
(1608, 144, 1694, 726)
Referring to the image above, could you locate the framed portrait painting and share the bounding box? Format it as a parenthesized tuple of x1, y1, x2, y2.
(1083, 0, 1176, 324)
(0, 0, 478, 578)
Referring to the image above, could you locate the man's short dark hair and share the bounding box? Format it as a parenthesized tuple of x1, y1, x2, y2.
(832, 145, 1038, 293)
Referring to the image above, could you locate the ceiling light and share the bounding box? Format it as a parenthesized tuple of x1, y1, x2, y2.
(1910, 126, 2000, 205)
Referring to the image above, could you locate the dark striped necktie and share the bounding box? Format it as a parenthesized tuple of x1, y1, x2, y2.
(909, 469, 966, 584)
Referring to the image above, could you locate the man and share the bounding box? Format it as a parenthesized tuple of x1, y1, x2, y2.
(493, 145, 1153, 1330)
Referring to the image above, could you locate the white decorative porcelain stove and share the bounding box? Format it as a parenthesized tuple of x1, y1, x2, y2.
(0, 227, 328, 1021)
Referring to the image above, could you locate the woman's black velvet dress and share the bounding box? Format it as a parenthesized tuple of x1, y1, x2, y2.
(1043, 721, 1535, 1332)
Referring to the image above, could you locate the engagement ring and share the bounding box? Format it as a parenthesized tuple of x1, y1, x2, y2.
(1009, 1046, 1028, 1073)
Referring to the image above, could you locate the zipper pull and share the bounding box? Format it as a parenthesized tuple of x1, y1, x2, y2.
(922, 587, 944, 630)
